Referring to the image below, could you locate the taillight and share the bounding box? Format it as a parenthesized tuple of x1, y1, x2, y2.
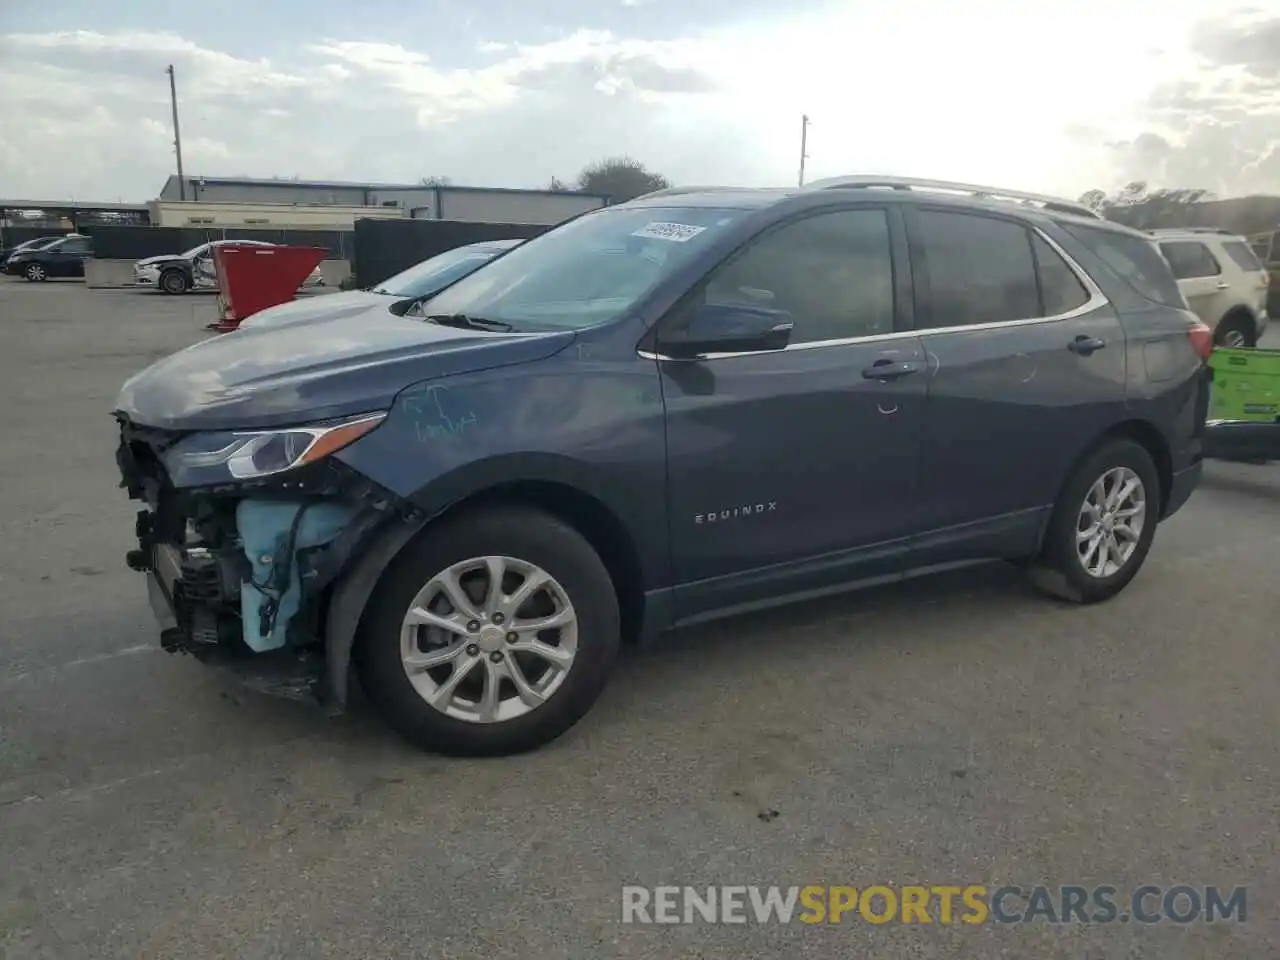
(1187, 320, 1214, 360)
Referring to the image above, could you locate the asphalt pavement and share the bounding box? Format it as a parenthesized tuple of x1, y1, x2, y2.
(1, 280, 1277, 959)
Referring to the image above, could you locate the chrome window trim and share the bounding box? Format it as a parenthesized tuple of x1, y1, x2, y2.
(639, 225, 1110, 362)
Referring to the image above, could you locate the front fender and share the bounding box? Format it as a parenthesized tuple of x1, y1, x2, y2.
(323, 514, 428, 710)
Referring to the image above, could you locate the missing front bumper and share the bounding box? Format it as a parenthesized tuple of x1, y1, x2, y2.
(137, 536, 328, 702)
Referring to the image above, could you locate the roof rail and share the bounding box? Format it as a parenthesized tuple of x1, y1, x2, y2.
(800, 175, 1103, 219)
(1146, 226, 1237, 236)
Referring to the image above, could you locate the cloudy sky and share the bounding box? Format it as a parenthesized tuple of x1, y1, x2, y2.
(1, 0, 1277, 203)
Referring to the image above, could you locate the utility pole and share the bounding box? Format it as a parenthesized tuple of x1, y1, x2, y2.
(166, 64, 186, 200)
(797, 114, 811, 187)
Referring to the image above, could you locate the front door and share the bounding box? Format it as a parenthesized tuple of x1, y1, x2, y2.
(657, 205, 927, 620)
(52, 237, 93, 277)
(903, 206, 1128, 565)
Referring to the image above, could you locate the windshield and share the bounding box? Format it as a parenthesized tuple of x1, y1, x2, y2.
(374, 244, 510, 298)
(419, 205, 749, 330)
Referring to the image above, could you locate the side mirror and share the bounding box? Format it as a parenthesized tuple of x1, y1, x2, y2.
(658, 301, 793, 359)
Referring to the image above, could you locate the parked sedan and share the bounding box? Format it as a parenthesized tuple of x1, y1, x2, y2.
(0, 234, 80, 267)
(238, 238, 522, 330)
(4, 234, 94, 281)
(134, 239, 325, 295)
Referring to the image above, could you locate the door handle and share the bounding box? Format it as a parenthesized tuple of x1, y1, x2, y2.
(1068, 335, 1106, 356)
(862, 359, 921, 380)
(1216, 282, 1230, 290)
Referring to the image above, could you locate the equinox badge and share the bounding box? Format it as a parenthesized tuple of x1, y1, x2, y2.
(695, 502, 778, 524)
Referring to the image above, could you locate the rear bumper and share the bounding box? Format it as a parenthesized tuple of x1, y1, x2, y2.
(1163, 460, 1203, 519)
(1203, 419, 1280, 463)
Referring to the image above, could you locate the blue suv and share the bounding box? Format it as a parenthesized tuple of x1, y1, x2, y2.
(114, 176, 1212, 755)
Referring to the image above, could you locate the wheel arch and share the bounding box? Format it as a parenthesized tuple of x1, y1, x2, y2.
(324, 471, 650, 711)
(159, 264, 190, 292)
(1215, 304, 1260, 338)
(1052, 419, 1173, 525)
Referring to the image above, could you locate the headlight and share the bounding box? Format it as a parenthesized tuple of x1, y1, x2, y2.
(162, 412, 386, 486)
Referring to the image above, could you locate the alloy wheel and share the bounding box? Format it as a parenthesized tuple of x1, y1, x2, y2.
(1076, 466, 1146, 578)
(25, 264, 45, 281)
(1220, 328, 1247, 348)
(399, 555, 578, 723)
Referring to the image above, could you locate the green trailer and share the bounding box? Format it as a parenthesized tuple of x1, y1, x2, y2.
(1204, 346, 1280, 462)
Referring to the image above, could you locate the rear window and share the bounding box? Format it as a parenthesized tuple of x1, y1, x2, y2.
(1061, 223, 1186, 308)
(1222, 240, 1265, 273)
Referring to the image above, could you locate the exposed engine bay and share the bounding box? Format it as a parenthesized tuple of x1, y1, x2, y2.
(115, 415, 415, 703)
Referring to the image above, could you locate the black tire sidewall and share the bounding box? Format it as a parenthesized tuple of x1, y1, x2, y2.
(25, 265, 43, 281)
(161, 270, 187, 294)
(1216, 315, 1256, 348)
(356, 507, 621, 756)
(1044, 439, 1161, 601)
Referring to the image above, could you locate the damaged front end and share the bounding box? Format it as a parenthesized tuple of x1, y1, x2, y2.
(116, 411, 416, 707)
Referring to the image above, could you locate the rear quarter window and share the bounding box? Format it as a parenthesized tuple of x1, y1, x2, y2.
(1222, 241, 1265, 273)
(1060, 223, 1186, 308)
(1158, 240, 1221, 279)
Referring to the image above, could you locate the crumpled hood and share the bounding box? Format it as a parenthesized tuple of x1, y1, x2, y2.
(114, 302, 576, 432)
(135, 255, 187, 268)
(238, 290, 389, 330)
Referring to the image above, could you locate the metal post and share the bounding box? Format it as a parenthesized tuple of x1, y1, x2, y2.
(167, 65, 186, 201)
(798, 114, 810, 187)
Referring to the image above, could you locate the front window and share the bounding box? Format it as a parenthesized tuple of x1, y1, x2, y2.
(419, 205, 749, 330)
(373, 245, 508, 298)
(180, 243, 212, 259)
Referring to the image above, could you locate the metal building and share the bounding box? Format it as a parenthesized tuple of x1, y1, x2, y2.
(158, 176, 609, 225)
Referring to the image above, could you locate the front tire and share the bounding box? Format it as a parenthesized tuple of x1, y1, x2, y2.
(1028, 438, 1161, 604)
(355, 506, 621, 756)
(24, 263, 46, 282)
(159, 269, 189, 295)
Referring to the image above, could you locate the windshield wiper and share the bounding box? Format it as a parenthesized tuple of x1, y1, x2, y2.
(424, 313, 515, 332)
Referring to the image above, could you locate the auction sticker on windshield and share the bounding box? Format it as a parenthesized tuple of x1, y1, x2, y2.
(632, 222, 707, 242)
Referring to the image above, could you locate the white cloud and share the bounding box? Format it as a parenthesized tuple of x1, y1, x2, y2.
(0, 3, 1275, 203)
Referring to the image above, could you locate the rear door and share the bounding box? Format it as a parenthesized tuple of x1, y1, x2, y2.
(1219, 239, 1271, 319)
(1159, 239, 1228, 325)
(904, 206, 1127, 565)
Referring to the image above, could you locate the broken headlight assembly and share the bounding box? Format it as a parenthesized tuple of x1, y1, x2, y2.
(162, 412, 386, 487)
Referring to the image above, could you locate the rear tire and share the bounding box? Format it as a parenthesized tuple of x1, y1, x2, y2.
(1215, 312, 1257, 348)
(355, 506, 621, 756)
(1027, 438, 1161, 604)
(160, 269, 189, 295)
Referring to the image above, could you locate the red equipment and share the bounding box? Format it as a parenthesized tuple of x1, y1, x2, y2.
(207, 245, 327, 333)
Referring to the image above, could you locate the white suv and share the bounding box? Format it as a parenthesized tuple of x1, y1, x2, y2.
(1151, 228, 1270, 347)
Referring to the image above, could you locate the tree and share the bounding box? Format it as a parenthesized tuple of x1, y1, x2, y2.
(576, 157, 670, 203)
(1077, 182, 1214, 229)
(420, 176, 452, 187)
